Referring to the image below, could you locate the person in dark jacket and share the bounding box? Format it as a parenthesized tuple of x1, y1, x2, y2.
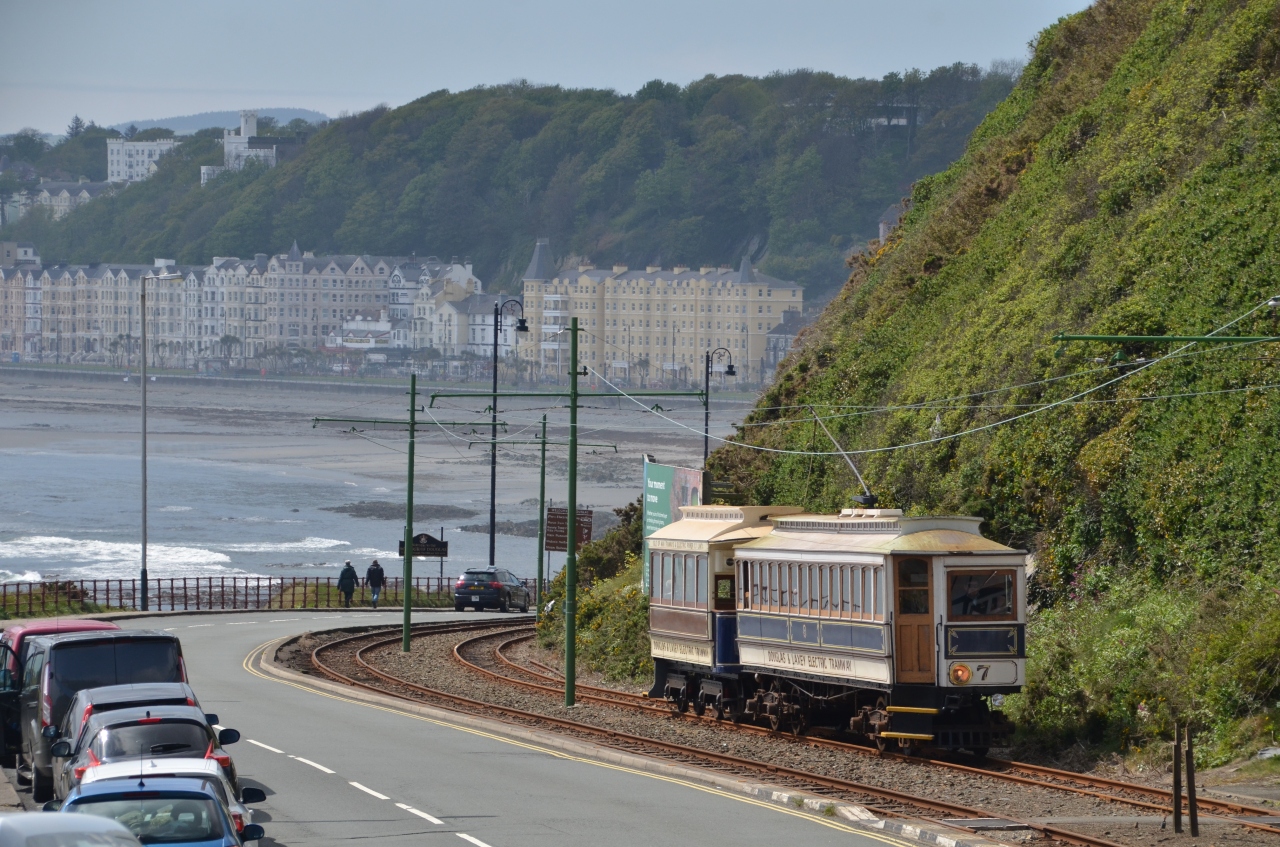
(337, 560, 359, 608)
(365, 560, 386, 609)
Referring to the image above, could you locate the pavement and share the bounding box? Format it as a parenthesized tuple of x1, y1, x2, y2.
(3, 611, 938, 847)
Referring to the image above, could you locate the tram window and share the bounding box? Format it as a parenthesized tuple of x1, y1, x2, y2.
(873, 567, 884, 617)
(819, 565, 830, 612)
(661, 553, 672, 602)
(796, 563, 807, 611)
(789, 563, 800, 611)
(696, 555, 709, 605)
(897, 559, 930, 615)
(768, 562, 778, 609)
(949, 570, 1015, 619)
(649, 553, 659, 599)
(672, 555, 685, 604)
(863, 568, 873, 618)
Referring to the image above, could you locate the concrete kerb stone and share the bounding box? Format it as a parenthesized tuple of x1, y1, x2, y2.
(258, 635, 1003, 847)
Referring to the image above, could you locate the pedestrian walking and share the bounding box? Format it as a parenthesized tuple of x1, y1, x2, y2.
(337, 560, 359, 608)
(365, 559, 386, 609)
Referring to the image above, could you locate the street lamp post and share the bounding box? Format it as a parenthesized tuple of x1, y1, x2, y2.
(490, 299, 528, 571)
(703, 347, 736, 464)
(141, 271, 183, 611)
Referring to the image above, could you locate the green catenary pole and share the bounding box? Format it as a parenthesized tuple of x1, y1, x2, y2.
(403, 373, 416, 652)
(565, 319, 579, 707)
(536, 413, 547, 621)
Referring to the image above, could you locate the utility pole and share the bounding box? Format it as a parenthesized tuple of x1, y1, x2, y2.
(140, 284, 148, 611)
(565, 317, 581, 707)
(490, 300, 527, 571)
(703, 347, 735, 464)
(536, 413, 547, 618)
(403, 372, 416, 651)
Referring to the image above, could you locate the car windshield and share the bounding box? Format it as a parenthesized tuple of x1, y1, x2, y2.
(25, 833, 141, 847)
(90, 723, 210, 761)
(462, 572, 494, 582)
(66, 795, 225, 844)
(50, 642, 181, 726)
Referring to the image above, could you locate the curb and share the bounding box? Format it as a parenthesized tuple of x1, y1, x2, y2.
(256, 637, 1002, 847)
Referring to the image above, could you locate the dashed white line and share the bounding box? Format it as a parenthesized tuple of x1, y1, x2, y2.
(396, 804, 444, 825)
(226, 621, 256, 625)
(349, 782, 389, 800)
(163, 627, 176, 631)
(269, 619, 299, 622)
(212, 724, 225, 732)
(290, 756, 335, 774)
(457, 834, 494, 847)
(187, 624, 213, 628)
(248, 740, 284, 754)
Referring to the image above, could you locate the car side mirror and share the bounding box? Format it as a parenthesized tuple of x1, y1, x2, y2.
(50, 741, 72, 758)
(217, 728, 241, 745)
(240, 824, 264, 841)
(41, 725, 59, 739)
(204, 714, 219, 726)
(41, 800, 61, 812)
(240, 787, 266, 804)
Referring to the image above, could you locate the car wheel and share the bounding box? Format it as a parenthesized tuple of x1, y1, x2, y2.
(16, 751, 31, 786)
(520, 595, 529, 613)
(32, 766, 52, 803)
(454, 603, 464, 612)
(499, 594, 509, 613)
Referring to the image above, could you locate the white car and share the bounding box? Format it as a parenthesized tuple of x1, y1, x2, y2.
(0, 812, 141, 847)
(78, 758, 265, 844)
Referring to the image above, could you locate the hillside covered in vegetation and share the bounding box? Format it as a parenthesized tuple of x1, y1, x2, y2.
(1, 68, 1017, 295)
(710, 0, 1280, 761)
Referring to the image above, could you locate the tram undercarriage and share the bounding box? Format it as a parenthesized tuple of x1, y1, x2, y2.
(653, 662, 1012, 755)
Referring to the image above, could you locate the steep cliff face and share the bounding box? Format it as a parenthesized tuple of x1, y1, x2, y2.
(712, 0, 1280, 755)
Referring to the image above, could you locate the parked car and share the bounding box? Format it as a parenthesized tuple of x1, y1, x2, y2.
(77, 759, 265, 844)
(10, 630, 186, 802)
(59, 777, 263, 847)
(454, 568, 529, 613)
(57, 683, 209, 756)
(0, 620, 120, 767)
(0, 809, 142, 847)
(52, 705, 239, 801)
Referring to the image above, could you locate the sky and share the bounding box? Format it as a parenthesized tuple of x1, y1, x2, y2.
(1, 0, 1092, 137)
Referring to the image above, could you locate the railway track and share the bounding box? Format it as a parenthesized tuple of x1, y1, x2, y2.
(477, 628, 1280, 836)
(305, 622, 1145, 847)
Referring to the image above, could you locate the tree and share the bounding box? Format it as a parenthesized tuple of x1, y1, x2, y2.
(66, 116, 86, 138)
(123, 124, 138, 139)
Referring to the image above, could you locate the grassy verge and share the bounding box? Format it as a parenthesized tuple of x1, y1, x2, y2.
(272, 583, 455, 609)
(537, 553, 652, 683)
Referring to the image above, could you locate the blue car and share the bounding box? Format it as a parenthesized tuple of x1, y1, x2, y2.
(58, 777, 263, 847)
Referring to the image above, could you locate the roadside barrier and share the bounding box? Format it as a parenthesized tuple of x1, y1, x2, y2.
(0, 576, 540, 615)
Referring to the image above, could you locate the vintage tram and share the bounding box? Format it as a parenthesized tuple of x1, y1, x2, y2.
(647, 505, 1026, 754)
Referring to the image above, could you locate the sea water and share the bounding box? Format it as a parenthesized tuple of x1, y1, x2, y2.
(0, 449, 539, 583)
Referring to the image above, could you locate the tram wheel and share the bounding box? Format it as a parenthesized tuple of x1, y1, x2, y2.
(767, 712, 782, 732)
(713, 703, 726, 721)
(692, 698, 707, 717)
(970, 747, 989, 758)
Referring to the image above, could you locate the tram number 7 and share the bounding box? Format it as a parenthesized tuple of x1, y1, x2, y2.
(975, 665, 991, 681)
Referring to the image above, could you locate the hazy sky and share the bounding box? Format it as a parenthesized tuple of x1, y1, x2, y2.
(1, 0, 1092, 136)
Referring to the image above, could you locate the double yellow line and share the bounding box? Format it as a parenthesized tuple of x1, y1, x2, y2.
(241, 638, 913, 843)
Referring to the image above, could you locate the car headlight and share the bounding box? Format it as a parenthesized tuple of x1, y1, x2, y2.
(949, 663, 972, 685)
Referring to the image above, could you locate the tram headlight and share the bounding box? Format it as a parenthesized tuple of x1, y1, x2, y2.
(991, 693, 1006, 707)
(949, 663, 972, 685)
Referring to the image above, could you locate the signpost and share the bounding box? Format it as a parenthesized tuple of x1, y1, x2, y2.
(398, 532, 449, 559)
(640, 459, 706, 593)
(545, 508, 592, 552)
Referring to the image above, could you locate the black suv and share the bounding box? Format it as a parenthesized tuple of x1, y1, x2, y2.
(454, 569, 529, 613)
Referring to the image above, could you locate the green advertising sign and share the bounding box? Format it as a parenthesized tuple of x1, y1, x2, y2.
(641, 460, 705, 593)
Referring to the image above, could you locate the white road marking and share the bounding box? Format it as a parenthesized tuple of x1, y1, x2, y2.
(187, 624, 213, 628)
(226, 622, 256, 625)
(212, 725, 225, 732)
(248, 740, 284, 754)
(457, 834, 494, 847)
(396, 804, 444, 825)
(290, 756, 335, 774)
(349, 782, 389, 800)
(163, 627, 176, 631)
(269, 619, 299, 622)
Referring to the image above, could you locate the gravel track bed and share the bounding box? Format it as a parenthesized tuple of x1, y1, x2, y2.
(292, 626, 1276, 847)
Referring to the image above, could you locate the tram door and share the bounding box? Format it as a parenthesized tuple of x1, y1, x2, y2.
(894, 558, 935, 683)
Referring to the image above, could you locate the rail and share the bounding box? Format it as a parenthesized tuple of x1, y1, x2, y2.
(0, 576, 539, 615)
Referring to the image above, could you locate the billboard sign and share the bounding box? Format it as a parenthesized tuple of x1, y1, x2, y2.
(641, 461, 705, 592)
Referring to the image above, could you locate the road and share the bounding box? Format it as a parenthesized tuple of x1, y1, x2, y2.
(100, 611, 902, 847)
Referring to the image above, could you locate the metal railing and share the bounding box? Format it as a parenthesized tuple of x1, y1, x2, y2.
(0, 577, 540, 615)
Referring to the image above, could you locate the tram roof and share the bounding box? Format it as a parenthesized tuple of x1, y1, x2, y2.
(735, 513, 1023, 556)
(646, 505, 803, 545)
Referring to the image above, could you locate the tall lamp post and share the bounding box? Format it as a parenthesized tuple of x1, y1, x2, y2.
(141, 271, 184, 611)
(490, 299, 528, 570)
(703, 347, 736, 464)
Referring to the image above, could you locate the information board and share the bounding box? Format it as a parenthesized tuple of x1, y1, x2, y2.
(641, 461, 706, 592)
(545, 508, 593, 552)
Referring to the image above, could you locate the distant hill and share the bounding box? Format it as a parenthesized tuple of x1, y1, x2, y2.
(107, 108, 330, 135)
(1, 69, 1016, 297)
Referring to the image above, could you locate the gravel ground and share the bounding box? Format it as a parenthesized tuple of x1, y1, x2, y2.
(287, 625, 1278, 847)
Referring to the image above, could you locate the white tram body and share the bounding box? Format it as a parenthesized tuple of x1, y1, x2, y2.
(648, 505, 1026, 753)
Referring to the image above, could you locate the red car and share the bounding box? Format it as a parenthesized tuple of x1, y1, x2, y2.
(0, 619, 120, 766)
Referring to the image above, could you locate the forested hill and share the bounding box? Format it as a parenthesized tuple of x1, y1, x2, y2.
(711, 0, 1280, 757)
(1, 67, 1016, 295)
